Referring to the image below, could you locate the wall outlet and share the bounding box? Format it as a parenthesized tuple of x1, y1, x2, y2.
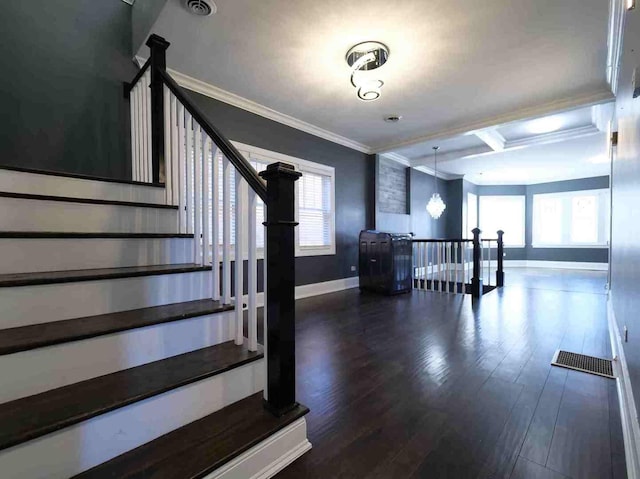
(350, 265, 356, 272)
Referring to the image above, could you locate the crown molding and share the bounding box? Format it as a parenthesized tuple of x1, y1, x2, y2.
(505, 124, 601, 149)
(607, 0, 626, 95)
(167, 68, 373, 154)
(375, 89, 615, 154)
(120, 0, 135, 4)
(380, 152, 411, 166)
(413, 165, 461, 180)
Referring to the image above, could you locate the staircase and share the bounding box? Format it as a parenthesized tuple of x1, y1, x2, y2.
(0, 34, 310, 479)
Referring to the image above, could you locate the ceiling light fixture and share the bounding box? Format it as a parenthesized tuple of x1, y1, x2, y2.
(346, 42, 389, 102)
(426, 146, 446, 219)
(184, 0, 216, 16)
(627, 0, 635, 10)
(527, 116, 564, 135)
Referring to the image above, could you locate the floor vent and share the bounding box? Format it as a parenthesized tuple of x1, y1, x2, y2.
(551, 350, 615, 379)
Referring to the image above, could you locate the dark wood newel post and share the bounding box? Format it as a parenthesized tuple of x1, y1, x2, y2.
(496, 230, 505, 287)
(471, 228, 483, 298)
(259, 162, 302, 417)
(146, 34, 170, 184)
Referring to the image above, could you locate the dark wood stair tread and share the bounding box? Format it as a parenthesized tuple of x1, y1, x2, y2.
(0, 232, 193, 239)
(0, 341, 263, 451)
(0, 299, 233, 356)
(0, 263, 212, 287)
(0, 191, 177, 209)
(74, 393, 309, 479)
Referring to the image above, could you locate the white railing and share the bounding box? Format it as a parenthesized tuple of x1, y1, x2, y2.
(129, 79, 261, 352)
(129, 68, 153, 183)
(412, 240, 472, 294)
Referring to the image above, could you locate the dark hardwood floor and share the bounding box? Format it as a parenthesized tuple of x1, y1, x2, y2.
(272, 267, 625, 479)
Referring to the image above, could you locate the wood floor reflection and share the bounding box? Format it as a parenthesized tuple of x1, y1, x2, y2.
(271, 268, 625, 479)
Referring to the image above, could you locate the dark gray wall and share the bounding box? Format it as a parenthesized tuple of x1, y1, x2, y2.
(473, 178, 610, 263)
(0, 0, 137, 179)
(132, 0, 169, 54)
(374, 157, 448, 238)
(184, 89, 371, 286)
(611, 9, 640, 415)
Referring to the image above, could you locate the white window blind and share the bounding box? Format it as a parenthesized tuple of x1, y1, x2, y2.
(479, 196, 525, 246)
(298, 170, 332, 248)
(532, 189, 609, 246)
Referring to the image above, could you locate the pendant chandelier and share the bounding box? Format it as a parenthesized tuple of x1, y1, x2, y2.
(426, 146, 446, 219)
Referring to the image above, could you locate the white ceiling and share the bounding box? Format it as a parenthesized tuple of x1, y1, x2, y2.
(144, 0, 612, 153)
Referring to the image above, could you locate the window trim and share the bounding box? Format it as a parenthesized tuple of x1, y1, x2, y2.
(531, 189, 610, 248)
(232, 141, 337, 257)
(479, 195, 526, 247)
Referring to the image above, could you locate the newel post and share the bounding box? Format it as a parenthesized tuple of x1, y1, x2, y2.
(496, 230, 505, 287)
(146, 34, 170, 184)
(259, 162, 302, 417)
(471, 228, 483, 298)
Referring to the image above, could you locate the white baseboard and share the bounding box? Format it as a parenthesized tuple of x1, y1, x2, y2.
(243, 276, 359, 307)
(608, 292, 640, 479)
(203, 417, 311, 479)
(504, 260, 608, 271)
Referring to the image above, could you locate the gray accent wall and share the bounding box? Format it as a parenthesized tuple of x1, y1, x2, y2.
(0, 0, 137, 179)
(374, 156, 448, 238)
(611, 9, 640, 415)
(474, 177, 610, 263)
(183, 89, 371, 287)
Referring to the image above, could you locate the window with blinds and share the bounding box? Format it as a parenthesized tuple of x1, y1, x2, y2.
(298, 170, 332, 248)
(203, 142, 335, 258)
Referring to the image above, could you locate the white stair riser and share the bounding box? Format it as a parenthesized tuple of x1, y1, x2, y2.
(0, 271, 214, 328)
(0, 311, 235, 403)
(0, 197, 178, 233)
(0, 170, 166, 204)
(0, 237, 194, 274)
(0, 360, 264, 479)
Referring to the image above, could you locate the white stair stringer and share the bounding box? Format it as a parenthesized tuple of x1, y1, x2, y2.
(0, 237, 194, 274)
(0, 310, 235, 403)
(0, 270, 213, 329)
(0, 196, 178, 233)
(0, 169, 166, 204)
(0, 359, 264, 479)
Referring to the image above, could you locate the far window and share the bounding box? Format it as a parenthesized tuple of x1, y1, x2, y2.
(479, 196, 525, 246)
(532, 189, 609, 247)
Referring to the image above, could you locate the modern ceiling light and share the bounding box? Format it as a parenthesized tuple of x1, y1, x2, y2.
(527, 115, 564, 135)
(627, 0, 635, 10)
(346, 41, 389, 102)
(426, 146, 446, 219)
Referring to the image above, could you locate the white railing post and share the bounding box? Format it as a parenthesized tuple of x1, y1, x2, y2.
(454, 242, 459, 293)
(222, 157, 231, 304)
(185, 113, 193, 234)
(170, 94, 179, 207)
(234, 174, 246, 345)
(145, 71, 152, 182)
(203, 136, 212, 269)
(163, 85, 171, 202)
(194, 126, 203, 265)
(248, 190, 258, 352)
(211, 148, 220, 300)
(177, 104, 186, 233)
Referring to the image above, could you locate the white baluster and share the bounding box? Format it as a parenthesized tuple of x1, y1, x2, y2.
(145, 71, 152, 182)
(170, 94, 179, 208)
(211, 147, 220, 301)
(177, 104, 186, 233)
(437, 242, 442, 292)
(263, 222, 268, 401)
(485, 241, 490, 286)
(234, 174, 246, 345)
(194, 126, 203, 265)
(454, 242, 459, 294)
(248, 189, 258, 352)
(130, 86, 137, 182)
(185, 113, 193, 234)
(446, 242, 451, 294)
(140, 78, 148, 182)
(423, 242, 428, 291)
(163, 86, 171, 202)
(203, 136, 212, 270)
(222, 157, 231, 304)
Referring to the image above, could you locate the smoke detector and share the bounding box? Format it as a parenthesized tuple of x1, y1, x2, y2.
(184, 0, 216, 16)
(384, 115, 402, 123)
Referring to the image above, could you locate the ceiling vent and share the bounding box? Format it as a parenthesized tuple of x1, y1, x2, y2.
(184, 0, 216, 16)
